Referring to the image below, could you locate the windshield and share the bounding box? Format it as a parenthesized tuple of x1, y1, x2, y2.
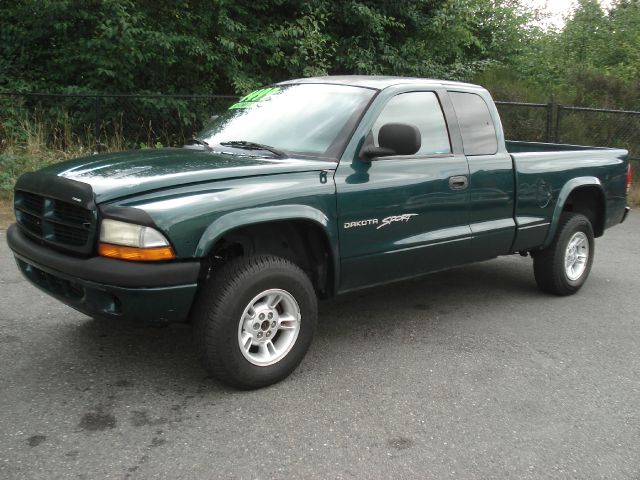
(197, 83, 375, 158)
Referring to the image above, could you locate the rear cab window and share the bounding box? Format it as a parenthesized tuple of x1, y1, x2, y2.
(449, 92, 498, 156)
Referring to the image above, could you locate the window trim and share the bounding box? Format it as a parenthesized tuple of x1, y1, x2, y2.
(369, 153, 455, 162)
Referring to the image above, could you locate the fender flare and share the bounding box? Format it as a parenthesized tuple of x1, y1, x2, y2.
(194, 204, 340, 290)
(542, 176, 605, 248)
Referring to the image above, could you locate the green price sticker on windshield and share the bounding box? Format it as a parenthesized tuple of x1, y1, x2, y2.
(229, 87, 281, 109)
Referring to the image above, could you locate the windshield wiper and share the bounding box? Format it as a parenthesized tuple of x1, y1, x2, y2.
(185, 138, 211, 149)
(219, 141, 287, 158)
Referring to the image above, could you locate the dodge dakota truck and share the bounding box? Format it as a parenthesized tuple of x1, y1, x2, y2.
(7, 76, 632, 389)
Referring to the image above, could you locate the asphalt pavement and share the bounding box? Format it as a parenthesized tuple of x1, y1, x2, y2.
(1, 213, 639, 479)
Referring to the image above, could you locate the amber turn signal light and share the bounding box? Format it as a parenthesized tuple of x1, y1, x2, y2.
(98, 243, 176, 261)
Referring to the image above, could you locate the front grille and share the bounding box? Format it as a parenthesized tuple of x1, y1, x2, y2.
(14, 190, 96, 255)
(54, 200, 93, 224)
(19, 191, 44, 214)
(51, 222, 89, 246)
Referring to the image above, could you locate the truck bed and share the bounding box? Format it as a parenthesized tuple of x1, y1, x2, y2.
(507, 140, 629, 252)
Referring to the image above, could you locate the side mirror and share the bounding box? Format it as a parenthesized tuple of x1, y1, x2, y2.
(360, 123, 422, 161)
(379, 123, 421, 156)
(360, 145, 397, 161)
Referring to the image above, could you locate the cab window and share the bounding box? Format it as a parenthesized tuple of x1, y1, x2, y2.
(449, 92, 498, 155)
(372, 92, 451, 156)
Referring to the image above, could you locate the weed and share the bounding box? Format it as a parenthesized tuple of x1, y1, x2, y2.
(0, 111, 160, 199)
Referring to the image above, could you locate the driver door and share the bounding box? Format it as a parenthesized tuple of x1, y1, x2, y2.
(335, 90, 472, 292)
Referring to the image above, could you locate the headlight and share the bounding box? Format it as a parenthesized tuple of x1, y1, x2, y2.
(99, 219, 170, 248)
(98, 219, 175, 261)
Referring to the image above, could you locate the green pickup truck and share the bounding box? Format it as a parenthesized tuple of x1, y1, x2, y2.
(7, 76, 632, 388)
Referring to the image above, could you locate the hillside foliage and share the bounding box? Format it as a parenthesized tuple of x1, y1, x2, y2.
(0, 0, 533, 95)
(477, 0, 640, 108)
(1, 1, 639, 104)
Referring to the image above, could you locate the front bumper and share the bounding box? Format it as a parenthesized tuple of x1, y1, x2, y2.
(7, 224, 201, 323)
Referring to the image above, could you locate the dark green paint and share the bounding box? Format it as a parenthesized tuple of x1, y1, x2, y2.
(39, 148, 332, 203)
(335, 150, 472, 290)
(109, 171, 339, 260)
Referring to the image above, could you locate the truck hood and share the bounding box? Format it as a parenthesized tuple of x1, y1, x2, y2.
(37, 148, 334, 203)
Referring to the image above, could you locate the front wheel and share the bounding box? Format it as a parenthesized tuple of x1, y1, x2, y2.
(533, 213, 595, 296)
(192, 255, 317, 389)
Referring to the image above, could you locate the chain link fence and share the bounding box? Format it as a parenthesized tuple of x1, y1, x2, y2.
(555, 106, 640, 177)
(495, 101, 639, 184)
(495, 101, 554, 143)
(0, 92, 237, 150)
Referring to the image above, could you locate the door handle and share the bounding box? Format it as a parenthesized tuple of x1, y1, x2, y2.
(448, 175, 468, 190)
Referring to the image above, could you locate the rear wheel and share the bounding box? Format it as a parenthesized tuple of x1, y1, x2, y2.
(192, 255, 317, 389)
(533, 213, 595, 296)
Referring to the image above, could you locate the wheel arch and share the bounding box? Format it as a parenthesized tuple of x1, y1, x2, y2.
(195, 205, 339, 298)
(543, 177, 606, 248)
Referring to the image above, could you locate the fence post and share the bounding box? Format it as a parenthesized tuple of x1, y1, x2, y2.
(546, 101, 553, 143)
(554, 105, 563, 143)
(94, 95, 102, 152)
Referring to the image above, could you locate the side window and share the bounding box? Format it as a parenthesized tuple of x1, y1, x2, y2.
(449, 92, 498, 155)
(372, 92, 451, 156)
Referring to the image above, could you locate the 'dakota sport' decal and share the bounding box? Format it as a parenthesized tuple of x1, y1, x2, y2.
(343, 213, 418, 230)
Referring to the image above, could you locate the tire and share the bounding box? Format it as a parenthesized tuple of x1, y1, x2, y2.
(192, 255, 317, 389)
(533, 213, 595, 296)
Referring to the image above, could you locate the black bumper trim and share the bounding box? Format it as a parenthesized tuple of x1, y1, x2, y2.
(7, 223, 200, 288)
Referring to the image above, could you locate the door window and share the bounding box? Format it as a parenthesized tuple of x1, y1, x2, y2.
(372, 92, 451, 155)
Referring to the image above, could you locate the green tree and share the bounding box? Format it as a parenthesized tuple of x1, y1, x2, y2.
(0, 0, 533, 94)
(478, 0, 640, 108)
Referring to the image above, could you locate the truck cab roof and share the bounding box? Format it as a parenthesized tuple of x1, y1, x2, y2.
(279, 75, 484, 91)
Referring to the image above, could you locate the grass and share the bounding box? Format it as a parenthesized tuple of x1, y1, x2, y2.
(0, 114, 167, 228)
(0, 115, 127, 228)
(0, 114, 146, 201)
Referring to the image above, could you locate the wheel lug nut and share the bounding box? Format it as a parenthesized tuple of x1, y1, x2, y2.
(259, 313, 265, 320)
(271, 321, 276, 328)
(257, 332, 263, 338)
(268, 312, 273, 319)
(253, 323, 260, 330)
(266, 331, 271, 338)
